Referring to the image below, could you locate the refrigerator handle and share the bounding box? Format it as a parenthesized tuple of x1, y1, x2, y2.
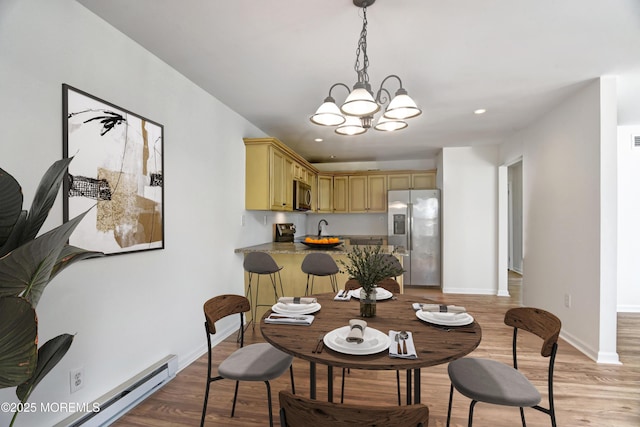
(408, 203, 413, 251)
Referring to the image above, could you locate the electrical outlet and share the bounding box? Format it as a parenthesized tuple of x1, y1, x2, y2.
(564, 293, 571, 308)
(263, 215, 267, 225)
(241, 214, 245, 226)
(70, 368, 84, 393)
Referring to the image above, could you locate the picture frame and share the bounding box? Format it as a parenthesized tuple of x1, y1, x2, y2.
(62, 84, 164, 255)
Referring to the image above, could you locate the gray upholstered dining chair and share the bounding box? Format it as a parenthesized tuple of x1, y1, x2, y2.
(446, 307, 561, 427)
(279, 390, 430, 427)
(301, 252, 340, 295)
(200, 294, 295, 427)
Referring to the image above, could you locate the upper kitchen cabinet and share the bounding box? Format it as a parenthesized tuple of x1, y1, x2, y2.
(387, 171, 437, 190)
(317, 174, 333, 213)
(348, 174, 387, 213)
(332, 176, 349, 213)
(244, 137, 318, 211)
(270, 148, 293, 210)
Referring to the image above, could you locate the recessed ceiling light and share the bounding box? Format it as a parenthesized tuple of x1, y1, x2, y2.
(474, 109, 487, 115)
(314, 138, 323, 142)
(330, 155, 336, 159)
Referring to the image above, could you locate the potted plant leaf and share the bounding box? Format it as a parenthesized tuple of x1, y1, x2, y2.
(0, 158, 102, 426)
(339, 245, 404, 317)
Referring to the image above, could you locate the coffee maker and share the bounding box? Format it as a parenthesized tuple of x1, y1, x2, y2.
(274, 223, 296, 242)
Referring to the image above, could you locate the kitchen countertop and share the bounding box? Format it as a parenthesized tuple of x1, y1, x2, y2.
(234, 237, 406, 256)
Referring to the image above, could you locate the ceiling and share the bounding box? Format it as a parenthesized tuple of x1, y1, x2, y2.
(76, 0, 640, 164)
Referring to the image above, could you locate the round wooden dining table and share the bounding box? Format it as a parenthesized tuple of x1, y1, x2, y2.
(260, 292, 482, 404)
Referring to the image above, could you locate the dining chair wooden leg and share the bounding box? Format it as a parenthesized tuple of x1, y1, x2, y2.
(230, 380, 240, 417)
(200, 382, 210, 427)
(519, 406, 527, 426)
(340, 368, 346, 403)
(265, 380, 274, 427)
(468, 399, 478, 427)
(396, 370, 401, 405)
(289, 365, 295, 394)
(446, 384, 454, 427)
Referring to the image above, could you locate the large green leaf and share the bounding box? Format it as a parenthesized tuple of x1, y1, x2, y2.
(0, 211, 26, 259)
(0, 210, 89, 307)
(0, 296, 37, 388)
(0, 168, 24, 248)
(19, 157, 73, 245)
(16, 334, 73, 402)
(50, 245, 103, 281)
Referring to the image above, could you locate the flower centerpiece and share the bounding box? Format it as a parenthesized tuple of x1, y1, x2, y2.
(339, 245, 404, 317)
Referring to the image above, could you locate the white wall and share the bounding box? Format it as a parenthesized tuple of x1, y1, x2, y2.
(617, 126, 640, 312)
(499, 78, 619, 363)
(305, 213, 388, 236)
(441, 146, 499, 294)
(0, 0, 272, 425)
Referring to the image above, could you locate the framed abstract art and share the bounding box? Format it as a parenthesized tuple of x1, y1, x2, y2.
(62, 84, 164, 255)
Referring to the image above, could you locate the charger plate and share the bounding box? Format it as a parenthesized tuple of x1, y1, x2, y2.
(416, 310, 474, 326)
(272, 302, 321, 315)
(323, 326, 390, 355)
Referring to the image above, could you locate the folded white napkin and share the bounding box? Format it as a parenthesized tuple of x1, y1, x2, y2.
(333, 290, 351, 301)
(346, 319, 367, 343)
(414, 303, 466, 313)
(388, 330, 417, 359)
(264, 314, 314, 325)
(278, 297, 317, 305)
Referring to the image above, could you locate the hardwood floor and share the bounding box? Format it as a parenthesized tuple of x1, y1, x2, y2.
(114, 273, 640, 426)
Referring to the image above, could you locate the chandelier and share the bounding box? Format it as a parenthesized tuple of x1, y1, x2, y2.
(310, 0, 421, 136)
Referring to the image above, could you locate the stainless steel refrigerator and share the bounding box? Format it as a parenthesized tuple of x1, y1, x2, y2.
(387, 189, 441, 287)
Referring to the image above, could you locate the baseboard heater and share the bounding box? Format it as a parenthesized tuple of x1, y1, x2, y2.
(55, 354, 178, 427)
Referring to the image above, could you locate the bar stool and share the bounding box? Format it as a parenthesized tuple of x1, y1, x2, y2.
(380, 253, 404, 280)
(301, 252, 339, 296)
(243, 252, 285, 329)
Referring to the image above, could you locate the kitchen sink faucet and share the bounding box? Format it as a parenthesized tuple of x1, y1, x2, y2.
(317, 219, 328, 237)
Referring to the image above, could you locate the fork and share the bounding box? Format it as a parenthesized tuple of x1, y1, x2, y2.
(312, 334, 325, 353)
(428, 324, 476, 333)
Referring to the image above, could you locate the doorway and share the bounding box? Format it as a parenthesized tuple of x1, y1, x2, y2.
(498, 157, 523, 299)
(508, 161, 523, 274)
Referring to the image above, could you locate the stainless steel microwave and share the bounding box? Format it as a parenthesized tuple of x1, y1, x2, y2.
(293, 180, 312, 211)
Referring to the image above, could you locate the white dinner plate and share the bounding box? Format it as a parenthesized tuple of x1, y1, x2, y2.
(323, 326, 391, 355)
(416, 310, 474, 326)
(271, 302, 321, 315)
(350, 287, 393, 301)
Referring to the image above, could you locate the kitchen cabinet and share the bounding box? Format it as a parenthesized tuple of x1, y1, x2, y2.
(349, 174, 387, 213)
(333, 176, 349, 213)
(411, 172, 436, 189)
(293, 161, 310, 184)
(387, 174, 411, 190)
(317, 174, 333, 213)
(387, 171, 436, 190)
(244, 137, 318, 211)
(270, 149, 293, 210)
(244, 137, 436, 212)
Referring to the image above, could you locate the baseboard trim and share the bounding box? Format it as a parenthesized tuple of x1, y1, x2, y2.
(617, 304, 640, 313)
(442, 287, 496, 295)
(559, 330, 621, 365)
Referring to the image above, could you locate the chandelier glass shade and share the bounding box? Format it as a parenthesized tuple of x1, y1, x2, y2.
(310, 0, 421, 135)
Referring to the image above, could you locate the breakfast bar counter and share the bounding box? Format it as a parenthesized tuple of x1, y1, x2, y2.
(235, 240, 405, 322)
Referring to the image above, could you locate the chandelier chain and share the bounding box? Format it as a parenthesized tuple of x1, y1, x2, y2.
(354, 5, 370, 85)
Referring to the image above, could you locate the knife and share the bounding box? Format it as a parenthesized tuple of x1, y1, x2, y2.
(269, 315, 308, 321)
